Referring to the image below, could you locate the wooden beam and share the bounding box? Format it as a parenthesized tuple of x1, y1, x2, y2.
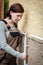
(0, 0, 4, 20)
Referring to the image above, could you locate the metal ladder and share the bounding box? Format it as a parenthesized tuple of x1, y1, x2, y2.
(23, 33, 29, 65)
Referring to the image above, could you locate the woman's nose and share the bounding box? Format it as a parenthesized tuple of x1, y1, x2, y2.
(18, 16, 21, 20)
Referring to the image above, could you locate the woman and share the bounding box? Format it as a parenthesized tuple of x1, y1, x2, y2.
(0, 3, 26, 65)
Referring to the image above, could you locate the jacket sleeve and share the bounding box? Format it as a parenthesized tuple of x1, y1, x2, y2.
(0, 22, 22, 58)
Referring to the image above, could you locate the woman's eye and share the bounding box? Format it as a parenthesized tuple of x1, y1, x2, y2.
(17, 15, 20, 17)
(17, 15, 22, 18)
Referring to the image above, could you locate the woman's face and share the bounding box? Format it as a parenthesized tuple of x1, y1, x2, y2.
(10, 11, 23, 23)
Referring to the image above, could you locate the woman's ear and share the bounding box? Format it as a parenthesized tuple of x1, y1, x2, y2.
(10, 11, 13, 16)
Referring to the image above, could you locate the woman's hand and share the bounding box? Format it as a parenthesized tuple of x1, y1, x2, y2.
(19, 30, 25, 34)
(21, 52, 26, 60)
